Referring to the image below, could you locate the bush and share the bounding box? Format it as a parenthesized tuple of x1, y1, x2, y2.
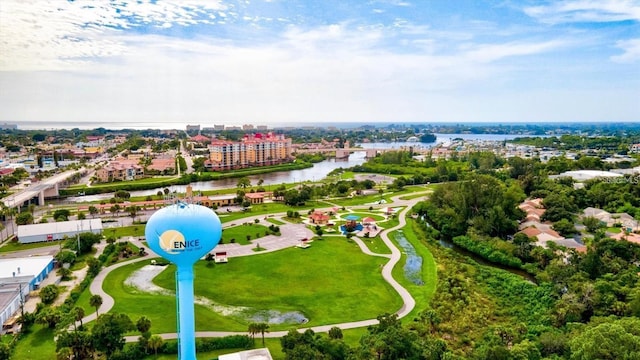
(39, 285, 59, 305)
(453, 236, 522, 268)
(156, 336, 253, 355)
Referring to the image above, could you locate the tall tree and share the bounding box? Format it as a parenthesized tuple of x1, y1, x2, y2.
(56, 330, 94, 360)
(147, 335, 164, 357)
(136, 316, 152, 338)
(89, 294, 103, 316)
(255, 322, 270, 346)
(88, 205, 99, 218)
(569, 318, 640, 360)
(91, 313, 134, 357)
(237, 176, 251, 189)
(73, 307, 85, 331)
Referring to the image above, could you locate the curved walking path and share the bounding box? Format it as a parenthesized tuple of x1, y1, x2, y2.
(79, 191, 430, 341)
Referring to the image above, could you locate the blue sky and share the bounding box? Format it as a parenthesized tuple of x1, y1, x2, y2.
(0, 0, 638, 128)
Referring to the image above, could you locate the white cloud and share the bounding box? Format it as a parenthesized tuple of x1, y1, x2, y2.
(524, 0, 640, 24)
(1, 1, 637, 125)
(462, 40, 566, 63)
(371, 0, 412, 7)
(611, 38, 640, 62)
(0, 0, 226, 71)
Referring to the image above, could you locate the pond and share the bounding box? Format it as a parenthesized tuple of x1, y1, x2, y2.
(395, 231, 424, 286)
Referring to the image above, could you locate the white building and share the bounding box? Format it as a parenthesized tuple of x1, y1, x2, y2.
(17, 219, 102, 244)
(550, 170, 623, 182)
(0, 256, 55, 327)
(218, 348, 273, 360)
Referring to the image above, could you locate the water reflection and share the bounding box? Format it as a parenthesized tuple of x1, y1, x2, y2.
(67, 152, 367, 202)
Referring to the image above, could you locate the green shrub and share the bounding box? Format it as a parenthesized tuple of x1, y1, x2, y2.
(453, 236, 522, 268)
(39, 285, 59, 305)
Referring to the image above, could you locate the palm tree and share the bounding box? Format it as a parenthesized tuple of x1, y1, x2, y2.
(255, 322, 270, 346)
(89, 294, 103, 317)
(247, 323, 258, 343)
(74, 307, 85, 330)
(148, 335, 164, 357)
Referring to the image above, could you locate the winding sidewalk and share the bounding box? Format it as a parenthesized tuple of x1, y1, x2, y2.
(79, 193, 428, 341)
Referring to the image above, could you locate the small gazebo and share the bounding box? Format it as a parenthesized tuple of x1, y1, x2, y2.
(362, 217, 376, 225)
(345, 214, 360, 228)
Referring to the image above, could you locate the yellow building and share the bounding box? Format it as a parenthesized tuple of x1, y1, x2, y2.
(207, 133, 292, 171)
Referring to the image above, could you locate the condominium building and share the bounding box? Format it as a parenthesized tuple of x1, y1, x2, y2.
(207, 133, 292, 171)
(95, 160, 144, 182)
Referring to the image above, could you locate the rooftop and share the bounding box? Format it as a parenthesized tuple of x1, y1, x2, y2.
(17, 219, 102, 238)
(0, 256, 54, 280)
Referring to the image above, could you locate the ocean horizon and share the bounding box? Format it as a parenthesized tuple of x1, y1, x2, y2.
(7, 120, 640, 131)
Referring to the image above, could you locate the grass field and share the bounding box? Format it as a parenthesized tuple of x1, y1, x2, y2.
(218, 203, 309, 223)
(11, 325, 56, 360)
(101, 238, 400, 334)
(221, 223, 272, 245)
(0, 239, 63, 253)
(103, 224, 146, 239)
(399, 191, 433, 201)
(154, 239, 400, 329)
(103, 260, 248, 334)
(355, 235, 391, 255)
(68, 176, 179, 190)
(325, 194, 389, 207)
(338, 212, 386, 221)
(265, 217, 285, 225)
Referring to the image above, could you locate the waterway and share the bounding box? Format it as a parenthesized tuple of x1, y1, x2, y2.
(66, 133, 524, 203)
(67, 152, 369, 202)
(360, 133, 529, 150)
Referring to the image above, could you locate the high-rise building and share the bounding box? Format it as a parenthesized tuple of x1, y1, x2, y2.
(186, 124, 200, 132)
(207, 133, 292, 171)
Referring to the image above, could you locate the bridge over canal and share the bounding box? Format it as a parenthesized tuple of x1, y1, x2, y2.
(2, 169, 86, 210)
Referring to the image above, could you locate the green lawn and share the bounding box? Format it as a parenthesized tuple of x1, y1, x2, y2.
(337, 212, 386, 221)
(75, 283, 94, 314)
(399, 191, 433, 201)
(325, 194, 390, 207)
(69, 176, 179, 190)
(265, 217, 285, 225)
(103, 260, 248, 334)
(154, 239, 400, 329)
(217, 203, 309, 223)
(103, 224, 146, 239)
(101, 239, 400, 333)
(11, 325, 57, 360)
(606, 227, 622, 234)
(356, 235, 392, 255)
(221, 223, 272, 245)
(0, 239, 63, 253)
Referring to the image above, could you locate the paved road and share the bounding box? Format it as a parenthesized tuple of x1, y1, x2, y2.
(79, 190, 431, 341)
(2, 168, 85, 208)
(0, 244, 61, 259)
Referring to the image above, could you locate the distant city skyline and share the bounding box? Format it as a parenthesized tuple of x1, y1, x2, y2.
(1, 0, 639, 126)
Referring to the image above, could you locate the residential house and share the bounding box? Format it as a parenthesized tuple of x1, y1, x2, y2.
(147, 158, 176, 175)
(95, 161, 144, 183)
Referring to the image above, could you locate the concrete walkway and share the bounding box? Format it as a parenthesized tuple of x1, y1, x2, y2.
(79, 191, 431, 341)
